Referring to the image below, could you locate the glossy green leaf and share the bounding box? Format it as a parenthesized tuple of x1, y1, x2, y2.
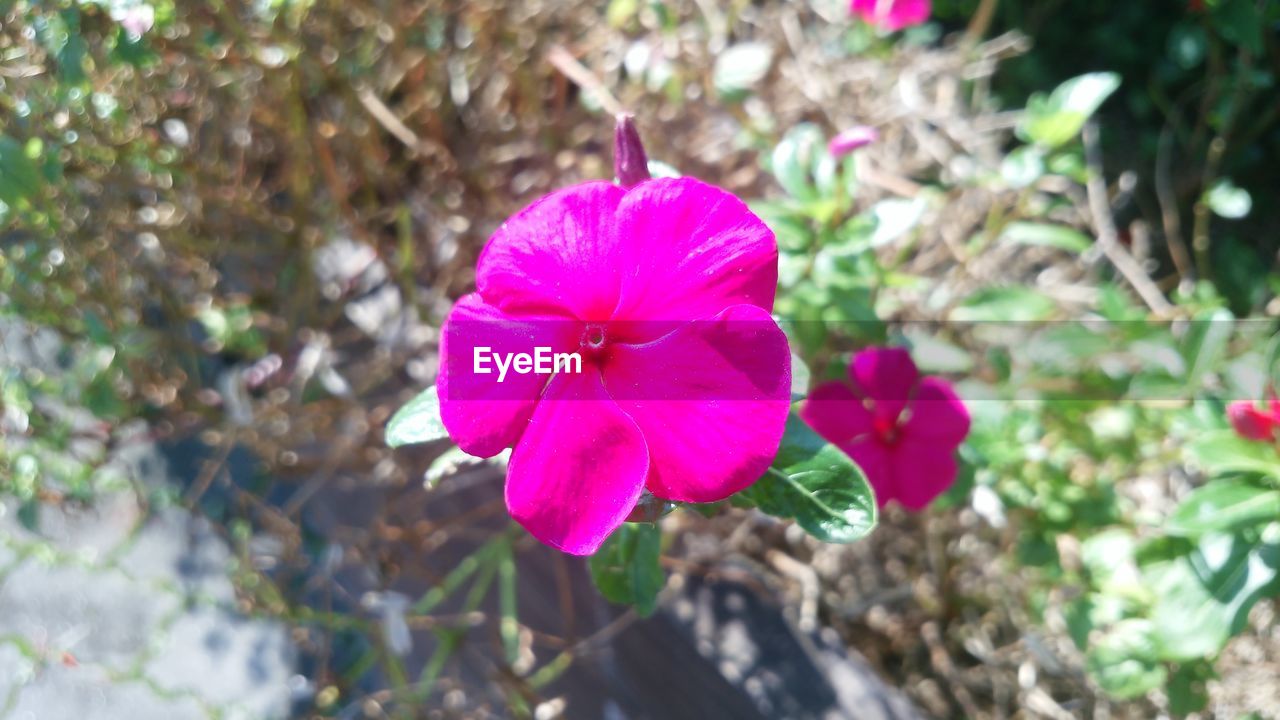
(1168, 481, 1280, 537)
(589, 522, 664, 617)
(386, 385, 450, 447)
(1145, 531, 1280, 661)
(741, 414, 877, 543)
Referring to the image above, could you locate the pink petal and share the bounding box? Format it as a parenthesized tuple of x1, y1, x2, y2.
(612, 178, 777, 331)
(604, 305, 792, 503)
(904, 376, 970, 445)
(1228, 401, 1277, 441)
(506, 369, 649, 555)
(476, 181, 626, 321)
(801, 381, 875, 446)
(843, 438, 893, 509)
(850, 0, 931, 30)
(888, 440, 958, 510)
(437, 294, 578, 457)
(850, 347, 919, 422)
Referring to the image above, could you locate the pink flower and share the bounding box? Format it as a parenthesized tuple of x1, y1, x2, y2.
(801, 347, 968, 510)
(1228, 399, 1280, 441)
(850, 0, 931, 31)
(828, 126, 879, 158)
(438, 178, 791, 554)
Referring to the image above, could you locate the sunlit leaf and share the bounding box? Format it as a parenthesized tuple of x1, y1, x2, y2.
(713, 42, 773, 99)
(1145, 531, 1280, 661)
(386, 385, 450, 447)
(951, 286, 1056, 322)
(1000, 222, 1091, 253)
(1205, 179, 1252, 219)
(741, 413, 877, 543)
(1185, 430, 1280, 479)
(1018, 72, 1121, 148)
(1168, 481, 1280, 537)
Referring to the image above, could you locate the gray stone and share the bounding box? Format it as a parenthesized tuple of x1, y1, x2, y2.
(144, 607, 294, 719)
(116, 507, 236, 604)
(0, 562, 180, 673)
(8, 665, 207, 720)
(0, 642, 37, 712)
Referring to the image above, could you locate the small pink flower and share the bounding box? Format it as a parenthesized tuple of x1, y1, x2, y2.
(828, 126, 879, 158)
(802, 347, 968, 510)
(439, 178, 791, 554)
(1227, 399, 1280, 441)
(850, 0, 931, 31)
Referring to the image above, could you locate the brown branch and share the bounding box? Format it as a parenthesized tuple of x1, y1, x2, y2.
(546, 45, 625, 117)
(1083, 122, 1174, 316)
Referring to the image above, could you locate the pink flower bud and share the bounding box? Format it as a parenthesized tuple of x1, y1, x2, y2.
(1228, 400, 1280, 442)
(828, 125, 879, 158)
(613, 114, 652, 187)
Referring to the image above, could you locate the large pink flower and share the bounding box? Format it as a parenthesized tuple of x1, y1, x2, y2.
(849, 0, 931, 31)
(802, 347, 968, 510)
(438, 178, 792, 554)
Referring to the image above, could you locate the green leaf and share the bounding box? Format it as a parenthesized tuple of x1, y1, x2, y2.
(713, 42, 773, 99)
(589, 522, 664, 617)
(0, 135, 45, 208)
(386, 386, 449, 447)
(951, 286, 1056, 322)
(1185, 429, 1280, 479)
(741, 414, 877, 543)
(1000, 146, 1045, 188)
(1086, 619, 1167, 699)
(1167, 659, 1213, 715)
(1205, 179, 1252, 219)
(999, 222, 1091, 253)
(1211, 0, 1264, 53)
(1145, 531, 1280, 662)
(1182, 308, 1233, 387)
(770, 123, 825, 201)
(868, 197, 926, 248)
(790, 352, 811, 401)
(1168, 481, 1280, 537)
(1018, 72, 1121, 148)
(1081, 529, 1137, 587)
(423, 445, 505, 487)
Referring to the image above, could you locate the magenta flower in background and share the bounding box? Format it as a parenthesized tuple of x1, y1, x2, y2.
(828, 125, 879, 158)
(1228, 398, 1280, 442)
(438, 177, 791, 555)
(850, 0, 931, 31)
(802, 347, 968, 510)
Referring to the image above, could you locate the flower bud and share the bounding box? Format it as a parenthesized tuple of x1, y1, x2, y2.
(614, 114, 652, 187)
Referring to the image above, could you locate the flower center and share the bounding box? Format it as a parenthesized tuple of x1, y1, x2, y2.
(872, 413, 901, 445)
(580, 324, 608, 356)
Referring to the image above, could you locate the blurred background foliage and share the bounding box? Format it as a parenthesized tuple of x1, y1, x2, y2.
(2, 0, 1279, 718)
